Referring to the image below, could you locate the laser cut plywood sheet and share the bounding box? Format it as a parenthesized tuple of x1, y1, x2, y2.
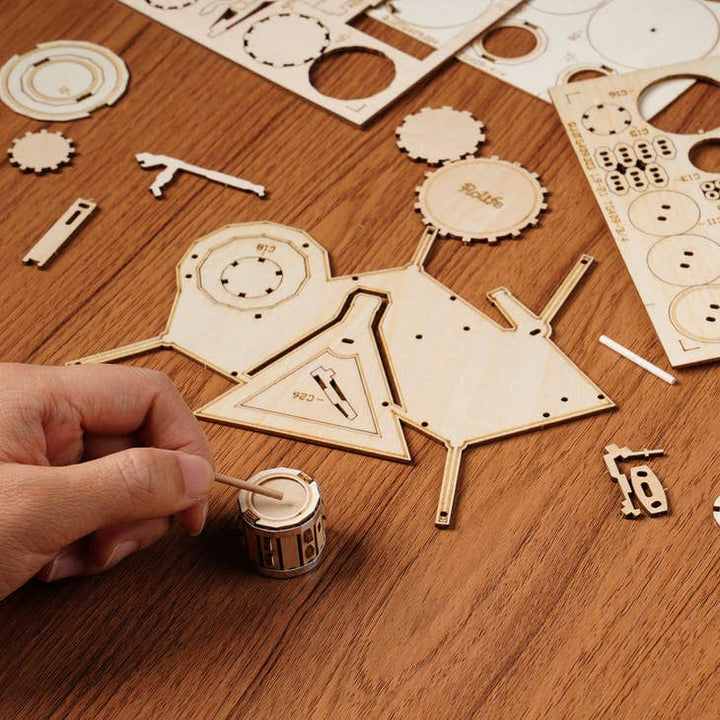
(550, 56, 720, 368)
(115, 0, 522, 125)
(371, 0, 720, 117)
(72, 221, 613, 526)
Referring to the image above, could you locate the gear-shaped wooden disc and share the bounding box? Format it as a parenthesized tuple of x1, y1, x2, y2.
(8, 130, 75, 174)
(396, 106, 486, 164)
(415, 156, 547, 243)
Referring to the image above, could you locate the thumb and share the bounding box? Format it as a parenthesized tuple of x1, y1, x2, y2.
(6, 448, 213, 553)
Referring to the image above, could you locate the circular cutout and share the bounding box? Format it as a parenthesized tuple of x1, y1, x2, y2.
(647, 235, 720, 286)
(0, 40, 129, 121)
(244, 13, 329, 67)
(670, 285, 720, 342)
(8, 130, 75, 174)
(382, 0, 491, 29)
(475, 23, 545, 62)
(415, 157, 547, 243)
(690, 139, 720, 174)
(581, 103, 632, 135)
(199, 236, 308, 310)
(640, 77, 720, 134)
(310, 47, 395, 100)
(628, 191, 700, 236)
(530, 0, 602, 14)
(714, 496, 720, 527)
(559, 65, 611, 84)
(587, 0, 719, 69)
(221, 257, 284, 298)
(396, 106, 485, 164)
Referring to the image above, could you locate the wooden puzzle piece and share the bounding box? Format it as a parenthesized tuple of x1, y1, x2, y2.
(198, 293, 411, 460)
(23, 199, 97, 268)
(0, 40, 129, 121)
(371, 0, 720, 118)
(415, 156, 547, 243)
(8, 131, 75, 174)
(135, 152, 266, 198)
(550, 56, 720, 368)
(395, 107, 486, 165)
(71, 220, 613, 527)
(116, 0, 523, 125)
(603, 444, 666, 518)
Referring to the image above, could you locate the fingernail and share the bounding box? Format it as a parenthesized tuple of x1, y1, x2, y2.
(105, 540, 140, 569)
(190, 501, 209, 537)
(178, 453, 213, 499)
(47, 550, 85, 582)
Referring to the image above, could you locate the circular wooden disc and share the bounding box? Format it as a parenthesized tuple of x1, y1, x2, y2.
(415, 157, 547, 243)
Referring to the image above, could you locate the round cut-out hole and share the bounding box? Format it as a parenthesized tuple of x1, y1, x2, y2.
(480, 24, 538, 59)
(690, 139, 720, 174)
(567, 69, 607, 83)
(639, 76, 720, 134)
(310, 47, 395, 100)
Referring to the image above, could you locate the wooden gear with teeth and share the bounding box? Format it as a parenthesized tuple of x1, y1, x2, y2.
(8, 130, 75, 174)
(551, 56, 720, 368)
(71, 218, 613, 528)
(415, 157, 548, 244)
(395, 107, 486, 165)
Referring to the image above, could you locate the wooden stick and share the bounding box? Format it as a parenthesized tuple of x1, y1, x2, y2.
(214, 473, 284, 501)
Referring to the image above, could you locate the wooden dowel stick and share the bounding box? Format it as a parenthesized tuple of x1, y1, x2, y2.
(214, 473, 284, 501)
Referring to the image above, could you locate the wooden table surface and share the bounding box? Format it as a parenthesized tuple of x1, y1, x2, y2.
(1, 1, 719, 717)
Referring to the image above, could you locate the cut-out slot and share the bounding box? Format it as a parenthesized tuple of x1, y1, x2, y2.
(350, 14, 434, 60)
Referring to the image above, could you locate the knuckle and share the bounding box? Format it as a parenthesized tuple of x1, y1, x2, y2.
(114, 448, 164, 505)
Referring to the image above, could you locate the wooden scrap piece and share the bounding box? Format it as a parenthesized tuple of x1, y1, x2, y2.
(135, 152, 266, 198)
(116, 0, 524, 125)
(550, 55, 720, 368)
(8, 130, 75, 174)
(371, 0, 720, 117)
(23, 199, 97, 268)
(603, 444, 667, 518)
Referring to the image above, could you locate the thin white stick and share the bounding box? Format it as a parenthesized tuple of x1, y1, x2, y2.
(599, 335, 676, 385)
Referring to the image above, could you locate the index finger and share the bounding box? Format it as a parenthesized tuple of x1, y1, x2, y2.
(50, 364, 213, 463)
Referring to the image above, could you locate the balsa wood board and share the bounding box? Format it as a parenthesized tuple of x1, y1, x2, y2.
(115, 0, 523, 125)
(370, 0, 720, 118)
(72, 221, 613, 525)
(550, 56, 720, 368)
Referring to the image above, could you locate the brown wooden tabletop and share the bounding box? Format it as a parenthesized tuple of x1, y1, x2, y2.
(1, 1, 719, 717)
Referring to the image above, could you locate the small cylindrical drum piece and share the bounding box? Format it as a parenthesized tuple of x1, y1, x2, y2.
(238, 467, 326, 578)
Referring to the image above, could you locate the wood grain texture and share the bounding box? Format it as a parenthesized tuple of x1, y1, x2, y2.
(0, 1, 719, 718)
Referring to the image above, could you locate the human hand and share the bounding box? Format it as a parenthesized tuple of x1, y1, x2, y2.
(0, 363, 214, 599)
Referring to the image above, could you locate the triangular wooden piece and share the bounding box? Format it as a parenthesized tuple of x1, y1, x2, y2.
(197, 293, 410, 461)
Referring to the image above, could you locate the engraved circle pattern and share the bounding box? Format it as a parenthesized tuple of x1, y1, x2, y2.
(647, 235, 720, 286)
(628, 191, 700, 236)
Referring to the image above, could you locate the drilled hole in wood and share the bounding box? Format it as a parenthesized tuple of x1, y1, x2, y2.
(689, 139, 720, 174)
(421, 421, 429, 427)
(310, 47, 395, 100)
(530, 328, 541, 336)
(542, 412, 550, 418)
(567, 69, 607, 83)
(480, 24, 538, 59)
(640, 76, 720, 134)
(415, 334, 423, 339)
(185, 273, 192, 279)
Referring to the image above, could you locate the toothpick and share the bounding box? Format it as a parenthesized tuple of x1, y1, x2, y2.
(214, 473, 284, 500)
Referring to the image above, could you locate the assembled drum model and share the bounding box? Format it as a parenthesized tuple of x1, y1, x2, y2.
(238, 468, 326, 578)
